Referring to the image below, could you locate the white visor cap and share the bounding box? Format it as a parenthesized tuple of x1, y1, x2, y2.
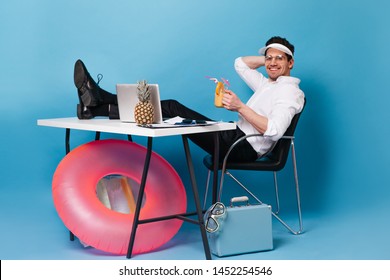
(259, 43, 294, 58)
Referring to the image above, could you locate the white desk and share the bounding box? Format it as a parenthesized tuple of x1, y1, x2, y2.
(37, 117, 236, 137)
(37, 117, 236, 259)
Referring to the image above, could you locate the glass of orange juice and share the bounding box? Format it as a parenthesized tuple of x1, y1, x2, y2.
(214, 81, 225, 108)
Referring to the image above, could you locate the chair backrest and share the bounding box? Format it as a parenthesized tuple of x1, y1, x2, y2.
(266, 98, 306, 170)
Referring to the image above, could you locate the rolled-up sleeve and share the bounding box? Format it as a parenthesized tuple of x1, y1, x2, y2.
(263, 89, 304, 141)
(234, 57, 265, 92)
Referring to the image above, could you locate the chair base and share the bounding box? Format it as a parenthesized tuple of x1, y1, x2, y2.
(219, 170, 303, 235)
(203, 138, 303, 235)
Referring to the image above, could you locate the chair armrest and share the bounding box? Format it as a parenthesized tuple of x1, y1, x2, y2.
(222, 133, 295, 167)
(280, 135, 295, 140)
(222, 133, 263, 165)
(217, 133, 263, 200)
(217, 133, 296, 200)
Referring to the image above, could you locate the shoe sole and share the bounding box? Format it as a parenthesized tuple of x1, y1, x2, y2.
(74, 59, 87, 89)
(74, 59, 100, 107)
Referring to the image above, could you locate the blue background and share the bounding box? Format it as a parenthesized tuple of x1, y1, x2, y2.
(1, 0, 389, 259)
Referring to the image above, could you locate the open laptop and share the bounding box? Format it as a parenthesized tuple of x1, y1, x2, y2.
(116, 84, 163, 123)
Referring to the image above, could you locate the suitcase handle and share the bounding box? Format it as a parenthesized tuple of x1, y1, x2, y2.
(230, 196, 249, 207)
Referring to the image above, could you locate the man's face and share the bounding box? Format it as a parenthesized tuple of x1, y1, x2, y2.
(265, 48, 294, 81)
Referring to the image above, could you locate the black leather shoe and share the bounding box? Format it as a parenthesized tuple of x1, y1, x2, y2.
(77, 104, 94, 119)
(74, 59, 103, 107)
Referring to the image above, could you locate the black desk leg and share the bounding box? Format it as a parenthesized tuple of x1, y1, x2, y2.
(65, 128, 70, 155)
(212, 133, 220, 204)
(182, 136, 212, 260)
(126, 137, 153, 258)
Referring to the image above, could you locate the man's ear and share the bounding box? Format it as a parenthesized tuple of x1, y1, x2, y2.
(289, 59, 294, 69)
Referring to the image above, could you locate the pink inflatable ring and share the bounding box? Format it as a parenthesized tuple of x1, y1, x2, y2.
(52, 139, 187, 255)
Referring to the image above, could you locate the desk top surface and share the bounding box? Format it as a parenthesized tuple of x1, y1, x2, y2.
(37, 117, 236, 137)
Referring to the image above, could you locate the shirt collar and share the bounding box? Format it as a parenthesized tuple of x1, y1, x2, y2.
(272, 76, 301, 85)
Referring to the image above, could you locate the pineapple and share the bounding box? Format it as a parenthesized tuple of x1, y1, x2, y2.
(134, 80, 155, 125)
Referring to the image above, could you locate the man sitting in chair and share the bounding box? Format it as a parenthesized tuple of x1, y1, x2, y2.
(73, 36, 305, 162)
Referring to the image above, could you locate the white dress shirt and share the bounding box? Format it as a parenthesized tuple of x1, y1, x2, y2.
(234, 57, 305, 157)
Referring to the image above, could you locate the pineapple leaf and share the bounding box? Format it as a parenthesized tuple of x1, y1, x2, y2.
(136, 80, 151, 102)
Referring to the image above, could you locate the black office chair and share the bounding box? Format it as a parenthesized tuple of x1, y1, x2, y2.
(203, 101, 305, 235)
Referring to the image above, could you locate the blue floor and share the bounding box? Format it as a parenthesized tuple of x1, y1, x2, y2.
(1, 179, 389, 260)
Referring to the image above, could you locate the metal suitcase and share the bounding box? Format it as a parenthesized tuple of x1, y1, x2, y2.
(206, 197, 273, 257)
